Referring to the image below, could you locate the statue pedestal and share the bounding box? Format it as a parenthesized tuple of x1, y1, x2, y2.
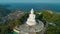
(14, 21, 44, 34)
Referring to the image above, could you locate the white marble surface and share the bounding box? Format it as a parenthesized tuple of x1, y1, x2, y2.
(26, 9, 36, 26)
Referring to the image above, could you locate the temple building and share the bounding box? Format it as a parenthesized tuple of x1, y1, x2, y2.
(13, 9, 44, 34)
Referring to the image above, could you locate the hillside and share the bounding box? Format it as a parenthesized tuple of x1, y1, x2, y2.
(0, 9, 60, 34)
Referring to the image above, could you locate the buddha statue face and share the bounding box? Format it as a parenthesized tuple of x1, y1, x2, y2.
(31, 9, 34, 14)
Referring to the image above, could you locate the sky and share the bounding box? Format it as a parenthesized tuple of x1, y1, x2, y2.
(0, 0, 60, 3)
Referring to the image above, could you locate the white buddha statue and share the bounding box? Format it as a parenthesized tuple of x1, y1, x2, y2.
(26, 9, 37, 26)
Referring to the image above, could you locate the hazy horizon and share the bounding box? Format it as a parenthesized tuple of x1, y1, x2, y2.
(0, 0, 60, 3)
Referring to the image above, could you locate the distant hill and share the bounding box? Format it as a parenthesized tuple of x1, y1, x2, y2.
(0, 5, 11, 17)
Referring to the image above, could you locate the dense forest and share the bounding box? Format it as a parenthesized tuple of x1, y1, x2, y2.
(42, 11, 60, 34)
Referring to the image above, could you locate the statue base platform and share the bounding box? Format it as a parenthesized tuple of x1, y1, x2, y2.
(14, 21, 44, 34)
